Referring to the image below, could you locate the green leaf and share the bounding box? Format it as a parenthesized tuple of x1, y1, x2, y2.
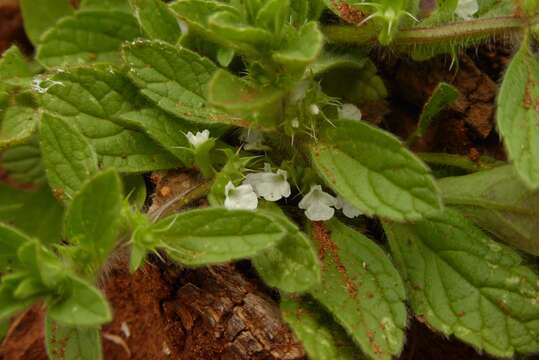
(64, 170, 123, 267)
(256, 0, 289, 34)
(170, 1, 251, 52)
(1, 138, 47, 185)
(20, 0, 74, 45)
(129, 0, 182, 43)
(308, 52, 367, 77)
(0, 106, 39, 150)
(39, 66, 180, 172)
(0, 280, 34, 321)
(208, 69, 284, 125)
(123, 174, 147, 210)
(310, 120, 442, 222)
(252, 204, 320, 293)
(383, 209, 539, 358)
(45, 316, 102, 360)
(47, 275, 111, 327)
(438, 165, 539, 256)
(122, 40, 244, 127)
(497, 39, 539, 189)
(208, 11, 273, 47)
(0, 46, 35, 84)
(36, 11, 141, 67)
(119, 108, 194, 164)
(272, 22, 323, 68)
(154, 208, 287, 266)
(407, 82, 459, 144)
(17, 241, 65, 288)
(0, 184, 64, 244)
(80, 0, 131, 12)
(0, 223, 31, 272)
(281, 296, 364, 360)
(309, 220, 407, 360)
(40, 113, 99, 201)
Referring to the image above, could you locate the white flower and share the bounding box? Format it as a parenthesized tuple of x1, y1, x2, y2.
(244, 165, 291, 202)
(455, 0, 479, 19)
(224, 182, 258, 210)
(309, 104, 320, 115)
(335, 196, 362, 219)
(186, 129, 210, 148)
(338, 103, 362, 121)
(299, 185, 338, 221)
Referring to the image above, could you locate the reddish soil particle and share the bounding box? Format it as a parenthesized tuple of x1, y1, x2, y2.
(312, 222, 358, 298)
(332, 0, 365, 24)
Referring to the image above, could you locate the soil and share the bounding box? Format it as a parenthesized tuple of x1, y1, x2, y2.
(0, 3, 536, 360)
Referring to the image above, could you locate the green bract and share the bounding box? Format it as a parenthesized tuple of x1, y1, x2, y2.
(1, 0, 539, 359)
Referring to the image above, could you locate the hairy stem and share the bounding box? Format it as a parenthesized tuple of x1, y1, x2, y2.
(322, 15, 539, 46)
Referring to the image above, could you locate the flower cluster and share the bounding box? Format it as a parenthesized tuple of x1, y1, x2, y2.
(223, 165, 360, 221)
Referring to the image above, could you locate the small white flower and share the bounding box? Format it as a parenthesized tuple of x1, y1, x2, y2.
(299, 185, 338, 221)
(178, 19, 189, 34)
(186, 129, 210, 148)
(291, 118, 300, 128)
(335, 196, 362, 219)
(309, 104, 320, 115)
(338, 103, 362, 121)
(224, 181, 258, 210)
(455, 0, 479, 19)
(244, 166, 291, 202)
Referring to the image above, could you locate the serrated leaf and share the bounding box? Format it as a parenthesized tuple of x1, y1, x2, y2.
(252, 204, 320, 293)
(281, 296, 364, 360)
(0, 184, 64, 245)
(497, 39, 539, 189)
(0, 223, 31, 272)
(0, 106, 39, 150)
(20, 0, 74, 45)
(39, 66, 180, 172)
(80, 0, 131, 12)
(154, 208, 287, 266)
(48, 275, 111, 327)
(309, 221, 406, 360)
(170, 0, 253, 53)
(64, 170, 123, 268)
(36, 11, 141, 67)
(310, 120, 442, 222)
(123, 40, 244, 126)
(45, 317, 102, 360)
(129, 0, 182, 43)
(438, 165, 539, 256)
(272, 22, 323, 68)
(40, 113, 99, 201)
(119, 108, 193, 164)
(383, 209, 539, 358)
(1, 138, 47, 185)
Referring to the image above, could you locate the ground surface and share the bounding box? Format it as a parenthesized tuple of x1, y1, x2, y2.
(1, 2, 538, 359)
